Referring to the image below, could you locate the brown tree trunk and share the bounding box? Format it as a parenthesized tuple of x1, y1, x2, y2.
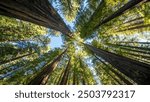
(82, 78, 86, 85)
(95, 55, 133, 85)
(57, 69, 65, 85)
(85, 44, 150, 84)
(60, 57, 71, 85)
(0, 0, 71, 36)
(73, 68, 76, 85)
(28, 48, 67, 85)
(94, 0, 145, 30)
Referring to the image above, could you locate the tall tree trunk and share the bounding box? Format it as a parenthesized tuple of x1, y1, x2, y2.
(108, 43, 150, 55)
(122, 20, 144, 28)
(0, 39, 29, 42)
(82, 78, 86, 85)
(95, 67, 119, 85)
(115, 42, 150, 44)
(85, 44, 150, 84)
(53, 76, 59, 85)
(73, 68, 76, 85)
(95, 55, 133, 85)
(109, 43, 150, 52)
(77, 76, 79, 85)
(123, 16, 144, 24)
(57, 69, 65, 85)
(28, 48, 67, 85)
(94, 0, 145, 30)
(0, 53, 34, 65)
(112, 49, 150, 64)
(117, 24, 150, 32)
(0, 0, 71, 36)
(60, 57, 71, 85)
(118, 50, 150, 60)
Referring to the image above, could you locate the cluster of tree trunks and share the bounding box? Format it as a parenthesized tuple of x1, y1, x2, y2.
(0, 0, 71, 36)
(28, 49, 67, 85)
(59, 57, 71, 85)
(95, 55, 133, 85)
(85, 44, 150, 85)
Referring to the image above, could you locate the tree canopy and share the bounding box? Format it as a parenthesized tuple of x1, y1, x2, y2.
(0, 0, 150, 85)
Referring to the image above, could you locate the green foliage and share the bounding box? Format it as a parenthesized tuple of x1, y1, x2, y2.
(0, 15, 48, 42)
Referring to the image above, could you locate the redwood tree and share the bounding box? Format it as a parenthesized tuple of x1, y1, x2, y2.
(28, 49, 67, 85)
(85, 44, 150, 85)
(0, 0, 71, 36)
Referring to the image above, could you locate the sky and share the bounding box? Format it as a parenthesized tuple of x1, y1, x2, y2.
(49, 35, 63, 49)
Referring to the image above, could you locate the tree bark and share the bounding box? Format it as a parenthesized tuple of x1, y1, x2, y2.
(0, 0, 71, 36)
(28, 48, 67, 85)
(95, 55, 133, 85)
(85, 44, 150, 84)
(60, 57, 71, 85)
(56, 69, 65, 85)
(82, 78, 86, 85)
(73, 69, 76, 85)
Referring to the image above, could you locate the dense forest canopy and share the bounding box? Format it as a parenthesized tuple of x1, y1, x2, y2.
(0, 0, 150, 85)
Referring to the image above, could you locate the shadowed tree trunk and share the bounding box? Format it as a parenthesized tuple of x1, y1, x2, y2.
(85, 44, 150, 84)
(94, 0, 145, 30)
(52, 75, 59, 85)
(28, 48, 67, 85)
(73, 68, 76, 85)
(94, 55, 133, 85)
(82, 78, 86, 85)
(57, 69, 65, 85)
(77, 75, 79, 85)
(60, 57, 71, 85)
(95, 66, 119, 85)
(0, 0, 71, 36)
